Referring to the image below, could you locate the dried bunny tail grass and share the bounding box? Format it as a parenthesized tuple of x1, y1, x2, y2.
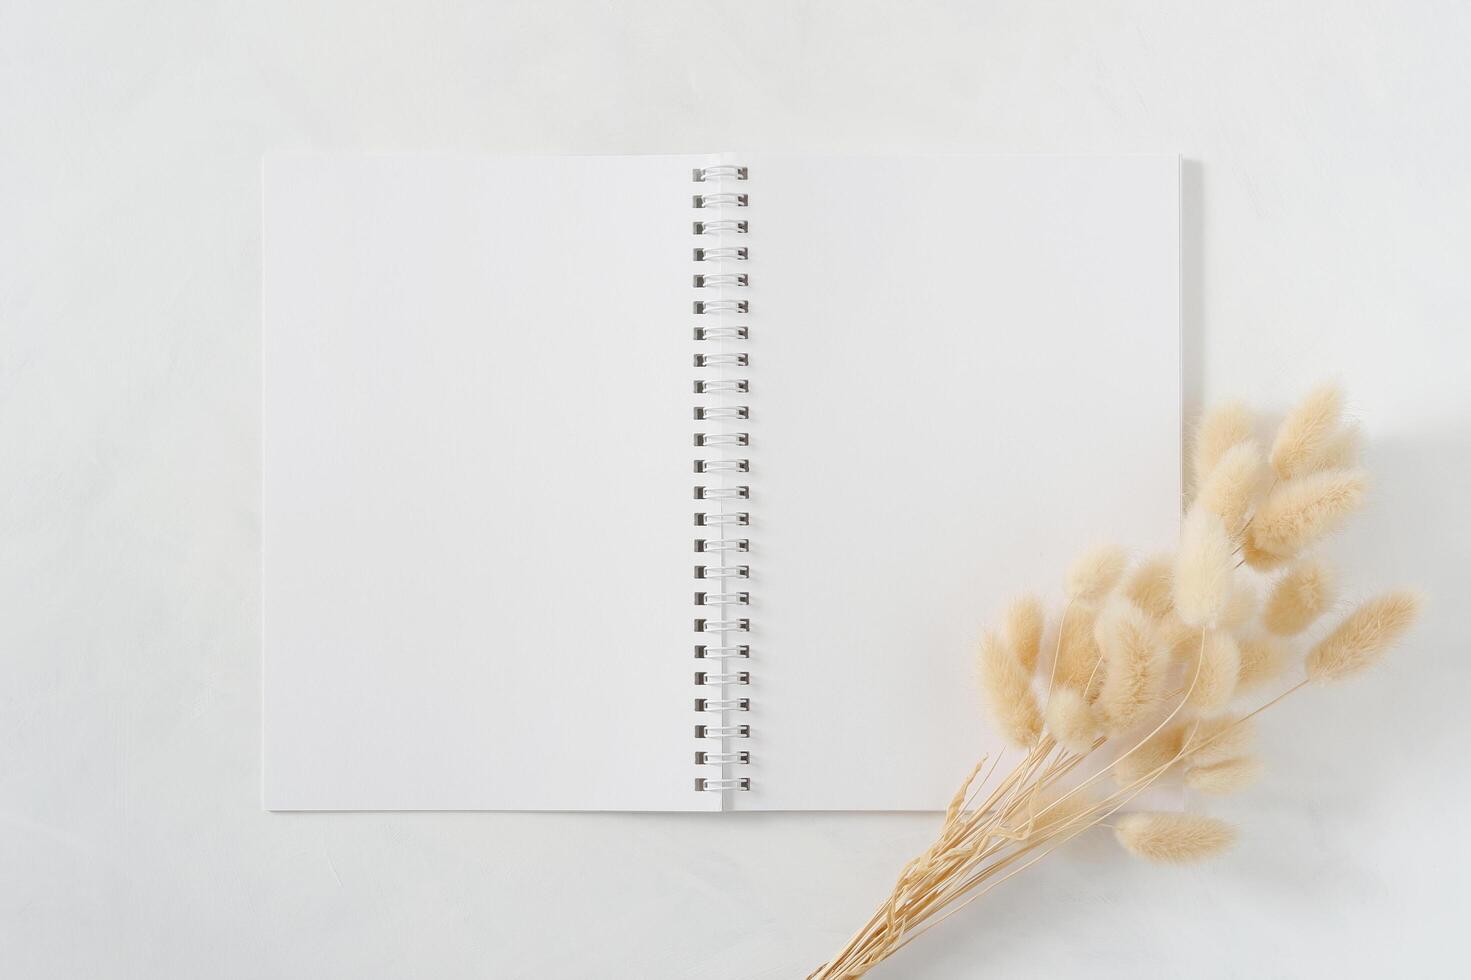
(1185, 714, 1255, 767)
(978, 630, 1043, 747)
(1054, 608, 1104, 693)
(1270, 382, 1343, 480)
(1191, 400, 1254, 493)
(1219, 581, 1259, 632)
(1306, 591, 1424, 683)
(1313, 424, 1361, 472)
(1173, 508, 1236, 628)
(1065, 545, 1128, 603)
(1235, 635, 1292, 693)
(1044, 686, 1099, 754)
(1095, 600, 1165, 734)
(1002, 596, 1046, 673)
(1197, 440, 1265, 534)
(1157, 613, 1199, 664)
(1007, 785, 1098, 843)
(1263, 559, 1338, 636)
(1113, 723, 1186, 785)
(1124, 556, 1174, 620)
(1186, 756, 1263, 796)
(1242, 537, 1290, 571)
(1186, 631, 1240, 713)
(1249, 469, 1368, 562)
(1115, 812, 1236, 864)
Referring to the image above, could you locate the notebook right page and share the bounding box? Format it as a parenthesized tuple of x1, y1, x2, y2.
(738, 155, 1180, 811)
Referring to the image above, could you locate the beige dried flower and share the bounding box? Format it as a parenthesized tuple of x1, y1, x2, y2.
(1186, 756, 1262, 796)
(1186, 631, 1240, 713)
(1124, 556, 1174, 620)
(1115, 812, 1236, 864)
(1185, 714, 1256, 768)
(1306, 591, 1423, 683)
(1095, 600, 1165, 734)
(1270, 383, 1343, 480)
(1044, 686, 1098, 753)
(812, 388, 1425, 980)
(1173, 508, 1236, 628)
(1197, 440, 1264, 533)
(978, 631, 1043, 747)
(1263, 560, 1337, 636)
(1002, 596, 1046, 672)
(1065, 545, 1128, 602)
(1235, 635, 1292, 693)
(1053, 608, 1103, 693)
(1249, 469, 1368, 561)
(1191, 400, 1254, 492)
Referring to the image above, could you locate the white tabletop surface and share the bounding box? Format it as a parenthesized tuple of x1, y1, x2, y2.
(3, 2, 1467, 977)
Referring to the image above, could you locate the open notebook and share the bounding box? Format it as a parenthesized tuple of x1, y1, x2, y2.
(262, 153, 1180, 812)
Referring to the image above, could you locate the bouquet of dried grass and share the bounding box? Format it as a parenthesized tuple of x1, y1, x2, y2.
(810, 385, 1422, 979)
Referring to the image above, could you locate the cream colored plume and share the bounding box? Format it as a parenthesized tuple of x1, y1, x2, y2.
(1219, 581, 1259, 632)
(1002, 596, 1046, 672)
(1185, 756, 1262, 796)
(1241, 537, 1289, 572)
(1053, 608, 1103, 693)
(1065, 545, 1127, 603)
(1124, 556, 1174, 620)
(1045, 686, 1098, 754)
(1263, 559, 1337, 636)
(1191, 400, 1254, 493)
(1197, 440, 1264, 533)
(1270, 383, 1343, 480)
(1113, 723, 1186, 786)
(1307, 591, 1423, 683)
(1235, 635, 1291, 692)
(1173, 508, 1236, 628)
(1315, 425, 1361, 472)
(1006, 786, 1098, 843)
(1186, 631, 1240, 713)
(1115, 812, 1236, 864)
(1184, 714, 1255, 768)
(1095, 600, 1164, 733)
(1249, 469, 1368, 562)
(978, 630, 1043, 747)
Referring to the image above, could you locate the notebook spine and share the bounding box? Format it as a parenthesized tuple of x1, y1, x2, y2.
(691, 163, 752, 795)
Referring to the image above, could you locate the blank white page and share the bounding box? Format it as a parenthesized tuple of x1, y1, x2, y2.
(736, 155, 1180, 810)
(263, 154, 715, 811)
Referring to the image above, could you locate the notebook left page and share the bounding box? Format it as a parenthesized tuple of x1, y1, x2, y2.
(262, 154, 714, 811)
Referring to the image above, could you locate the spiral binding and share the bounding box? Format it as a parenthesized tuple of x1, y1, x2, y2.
(691, 163, 752, 793)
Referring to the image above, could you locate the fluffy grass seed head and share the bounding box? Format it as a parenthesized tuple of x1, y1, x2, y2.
(1002, 595, 1046, 673)
(1191, 400, 1254, 493)
(1198, 440, 1264, 533)
(1315, 424, 1361, 472)
(1124, 555, 1174, 620)
(1186, 631, 1241, 713)
(978, 630, 1043, 747)
(1306, 591, 1423, 683)
(1007, 785, 1099, 843)
(1174, 507, 1237, 628)
(1235, 634, 1292, 693)
(1263, 559, 1338, 636)
(1065, 545, 1128, 603)
(1054, 608, 1104, 694)
(1185, 714, 1256, 768)
(1249, 469, 1368, 562)
(1270, 382, 1344, 480)
(1115, 812, 1237, 864)
(1113, 723, 1186, 786)
(1095, 600, 1165, 734)
(1186, 756, 1263, 796)
(1220, 581, 1259, 633)
(1044, 686, 1099, 754)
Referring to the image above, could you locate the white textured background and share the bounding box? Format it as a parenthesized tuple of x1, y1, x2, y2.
(3, 2, 1469, 977)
